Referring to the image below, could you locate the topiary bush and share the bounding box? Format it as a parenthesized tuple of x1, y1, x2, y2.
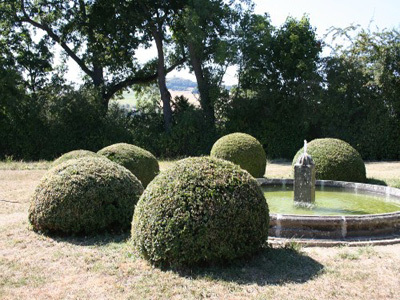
(97, 143, 159, 188)
(292, 138, 366, 182)
(29, 156, 144, 234)
(52, 149, 102, 167)
(131, 156, 269, 267)
(210, 132, 266, 178)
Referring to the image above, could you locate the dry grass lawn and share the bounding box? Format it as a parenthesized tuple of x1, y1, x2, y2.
(265, 160, 400, 187)
(0, 160, 399, 299)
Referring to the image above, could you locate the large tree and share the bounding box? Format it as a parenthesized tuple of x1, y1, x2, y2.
(124, 0, 187, 131)
(0, 0, 185, 113)
(320, 26, 400, 159)
(172, 0, 249, 128)
(227, 15, 323, 157)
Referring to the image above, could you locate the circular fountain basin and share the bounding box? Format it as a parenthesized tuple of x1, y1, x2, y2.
(257, 178, 400, 244)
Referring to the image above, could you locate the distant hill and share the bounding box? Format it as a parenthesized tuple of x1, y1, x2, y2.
(166, 76, 232, 91)
(167, 77, 197, 92)
(111, 77, 233, 111)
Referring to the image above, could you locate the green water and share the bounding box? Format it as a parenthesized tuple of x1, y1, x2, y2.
(262, 186, 400, 216)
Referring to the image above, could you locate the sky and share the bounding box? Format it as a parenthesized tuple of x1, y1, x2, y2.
(254, 0, 399, 34)
(65, 0, 400, 86)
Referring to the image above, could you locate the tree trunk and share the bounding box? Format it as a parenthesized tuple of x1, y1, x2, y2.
(188, 42, 215, 126)
(91, 65, 109, 114)
(153, 28, 173, 132)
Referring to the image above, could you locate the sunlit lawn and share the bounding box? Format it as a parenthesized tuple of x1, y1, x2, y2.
(0, 159, 399, 299)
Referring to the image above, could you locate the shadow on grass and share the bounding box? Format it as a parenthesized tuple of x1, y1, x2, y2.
(367, 178, 388, 186)
(367, 177, 400, 188)
(44, 231, 130, 246)
(173, 246, 324, 286)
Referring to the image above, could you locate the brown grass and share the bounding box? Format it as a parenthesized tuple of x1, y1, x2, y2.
(265, 160, 400, 187)
(0, 160, 51, 170)
(0, 160, 399, 299)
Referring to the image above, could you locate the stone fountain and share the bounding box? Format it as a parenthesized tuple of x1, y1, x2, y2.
(294, 140, 315, 206)
(256, 140, 400, 245)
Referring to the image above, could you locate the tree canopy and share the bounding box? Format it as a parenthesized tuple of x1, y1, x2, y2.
(0, 1, 399, 161)
(0, 0, 185, 111)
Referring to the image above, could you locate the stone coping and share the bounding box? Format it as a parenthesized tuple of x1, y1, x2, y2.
(256, 178, 400, 242)
(268, 235, 400, 247)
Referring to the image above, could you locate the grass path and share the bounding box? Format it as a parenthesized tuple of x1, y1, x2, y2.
(0, 160, 399, 299)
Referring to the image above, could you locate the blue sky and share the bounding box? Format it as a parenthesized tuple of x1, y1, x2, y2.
(254, 0, 399, 35)
(65, 0, 400, 86)
(222, 0, 400, 85)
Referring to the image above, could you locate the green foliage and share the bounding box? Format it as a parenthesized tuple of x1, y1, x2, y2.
(36, 86, 110, 157)
(172, 0, 249, 127)
(131, 156, 269, 267)
(227, 15, 322, 159)
(52, 150, 103, 167)
(292, 138, 366, 183)
(29, 157, 144, 234)
(0, 0, 181, 110)
(125, 95, 216, 158)
(224, 93, 312, 159)
(97, 143, 159, 188)
(238, 15, 322, 91)
(1, 5, 400, 162)
(165, 107, 216, 157)
(318, 27, 400, 160)
(210, 132, 266, 177)
(318, 55, 400, 160)
(0, 83, 135, 160)
(0, 64, 45, 160)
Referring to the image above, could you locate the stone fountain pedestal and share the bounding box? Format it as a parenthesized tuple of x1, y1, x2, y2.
(294, 141, 316, 205)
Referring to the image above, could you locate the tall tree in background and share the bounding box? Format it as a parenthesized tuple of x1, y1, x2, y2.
(320, 26, 400, 159)
(127, 0, 187, 132)
(173, 0, 249, 128)
(0, 2, 54, 93)
(234, 13, 274, 92)
(0, 0, 185, 113)
(228, 15, 322, 157)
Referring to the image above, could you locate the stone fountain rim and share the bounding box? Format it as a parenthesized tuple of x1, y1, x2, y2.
(257, 178, 400, 246)
(257, 177, 400, 218)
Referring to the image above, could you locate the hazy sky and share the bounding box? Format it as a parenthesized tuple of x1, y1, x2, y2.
(254, 0, 399, 34)
(65, 0, 400, 85)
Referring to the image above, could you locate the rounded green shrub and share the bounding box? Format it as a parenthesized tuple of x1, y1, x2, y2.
(131, 156, 269, 267)
(292, 138, 366, 182)
(52, 149, 102, 167)
(97, 143, 159, 188)
(210, 133, 266, 178)
(29, 156, 144, 234)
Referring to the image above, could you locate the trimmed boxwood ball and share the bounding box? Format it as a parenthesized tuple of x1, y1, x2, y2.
(52, 149, 102, 167)
(131, 156, 269, 267)
(97, 143, 159, 188)
(29, 156, 144, 234)
(210, 133, 266, 178)
(292, 138, 366, 182)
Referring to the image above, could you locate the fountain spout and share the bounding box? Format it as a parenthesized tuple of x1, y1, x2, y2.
(304, 139, 307, 155)
(294, 140, 316, 206)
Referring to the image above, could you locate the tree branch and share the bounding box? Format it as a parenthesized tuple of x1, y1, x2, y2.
(104, 57, 186, 102)
(19, 0, 94, 79)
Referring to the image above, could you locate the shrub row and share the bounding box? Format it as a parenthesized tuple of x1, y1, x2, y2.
(1, 84, 399, 161)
